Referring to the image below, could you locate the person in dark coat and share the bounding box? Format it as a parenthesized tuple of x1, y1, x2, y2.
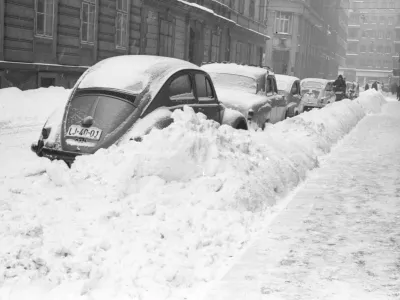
(371, 81, 378, 91)
(391, 82, 398, 94)
(365, 83, 370, 90)
(333, 75, 346, 92)
(397, 84, 400, 100)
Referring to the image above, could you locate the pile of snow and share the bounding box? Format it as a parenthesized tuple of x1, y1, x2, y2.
(0, 88, 386, 299)
(0, 87, 70, 128)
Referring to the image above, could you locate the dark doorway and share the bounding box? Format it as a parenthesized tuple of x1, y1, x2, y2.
(40, 77, 56, 88)
(272, 50, 290, 74)
(189, 27, 196, 64)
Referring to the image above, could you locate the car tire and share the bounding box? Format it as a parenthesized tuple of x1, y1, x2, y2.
(235, 119, 248, 130)
(285, 110, 290, 119)
(261, 120, 270, 130)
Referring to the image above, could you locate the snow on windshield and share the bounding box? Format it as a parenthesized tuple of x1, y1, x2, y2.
(78, 55, 199, 94)
(301, 81, 325, 91)
(208, 73, 257, 94)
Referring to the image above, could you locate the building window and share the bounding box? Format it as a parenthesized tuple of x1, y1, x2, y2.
(159, 18, 174, 57)
(369, 43, 374, 52)
(211, 29, 221, 62)
(377, 45, 383, 53)
(360, 14, 368, 24)
(388, 17, 394, 25)
(379, 16, 385, 24)
(378, 31, 383, 39)
(81, 0, 96, 44)
(249, 0, 255, 18)
(259, 1, 265, 23)
(239, 0, 245, 13)
(386, 46, 391, 54)
(116, 0, 129, 49)
(35, 0, 54, 38)
(387, 31, 392, 39)
(360, 45, 366, 53)
(275, 12, 292, 34)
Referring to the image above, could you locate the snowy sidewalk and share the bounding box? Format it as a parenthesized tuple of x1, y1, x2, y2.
(205, 101, 400, 300)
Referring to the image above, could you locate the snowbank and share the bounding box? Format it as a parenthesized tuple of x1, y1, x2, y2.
(0, 87, 70, 129)
(0, 88, 386, 300)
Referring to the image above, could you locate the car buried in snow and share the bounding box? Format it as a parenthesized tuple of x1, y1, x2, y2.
(201, 62, 287, 130)
(300, 78, 336, 111)
(31, 55, 248, 166)
(274, 74, 303, 117)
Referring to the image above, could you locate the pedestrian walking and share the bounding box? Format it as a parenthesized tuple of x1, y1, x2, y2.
(365, 83, 370, 91)
(372, 81, 378, 91)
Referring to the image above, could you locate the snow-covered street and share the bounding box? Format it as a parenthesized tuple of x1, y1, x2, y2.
(0, 86, 398, 300)
(206, 101, 400, 300)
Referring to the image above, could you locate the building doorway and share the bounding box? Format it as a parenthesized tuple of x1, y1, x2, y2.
(272, 50, 290, 74)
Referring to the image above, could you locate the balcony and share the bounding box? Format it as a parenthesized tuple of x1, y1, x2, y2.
(347, 38, 360, 42)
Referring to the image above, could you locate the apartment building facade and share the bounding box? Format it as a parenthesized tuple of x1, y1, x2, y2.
(264, 0, 348, 79)
(340, 0, 400, 85)
(0, 0, 269, 90)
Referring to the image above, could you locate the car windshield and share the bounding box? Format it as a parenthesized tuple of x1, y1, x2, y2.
(208, 73, 257, 94)
(276, 80, 290, 92)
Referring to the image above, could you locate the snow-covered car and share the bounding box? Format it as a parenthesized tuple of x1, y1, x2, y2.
(275, 74, 303, 117)
(31, 55, 248, 166)
(300, 78, 336, 111)
(201, 62, 286, 129)
(346, 81, 360, 100)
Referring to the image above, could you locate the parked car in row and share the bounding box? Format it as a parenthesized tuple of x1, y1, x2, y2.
(201, 63, 303, 129)
(31, 55, 249, 166)
(346, 81, 360, 100)
(300, 78, 336, 111)
(274, 74, 303, 118)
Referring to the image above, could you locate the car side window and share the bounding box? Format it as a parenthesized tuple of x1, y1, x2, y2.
(195, 73, 215, 102)
(266, 76, 274, 95)
(169, 74, 195, 102)
(272, 78, 278, 94)
(291, 82, 298, 94)
(296, 82, 301, 95)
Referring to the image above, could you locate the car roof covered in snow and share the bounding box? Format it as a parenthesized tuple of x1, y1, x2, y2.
(275, 74, 299, 92)
(78, 55, 201, 95)
(300, 78, 329, 85)
(201, 63, 269, 80)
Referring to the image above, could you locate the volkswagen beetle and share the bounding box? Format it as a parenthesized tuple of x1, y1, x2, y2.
(31, 55, 248, 166)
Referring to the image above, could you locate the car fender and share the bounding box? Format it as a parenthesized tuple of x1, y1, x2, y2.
(251, 101, 272, 126)
(220, 107, 248, 130)
(120, 107, 173, 143)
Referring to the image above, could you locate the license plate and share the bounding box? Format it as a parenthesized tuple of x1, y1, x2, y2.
(67, 125, 102, 141)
